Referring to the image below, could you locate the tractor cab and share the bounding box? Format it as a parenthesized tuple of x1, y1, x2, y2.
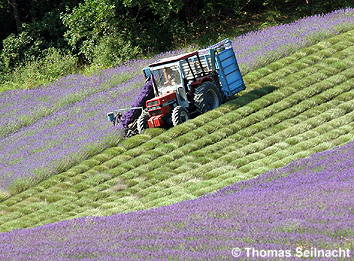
(141, 52, 206, 129)
(151, 64, 182, 93)
(144, 51, 206, 109)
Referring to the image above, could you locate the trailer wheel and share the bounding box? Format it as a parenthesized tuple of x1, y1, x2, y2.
(194, 81, 222, 113)
(137, 112, 149, 134)
(172, 106, 189, 126)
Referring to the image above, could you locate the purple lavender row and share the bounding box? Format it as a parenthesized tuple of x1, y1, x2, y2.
(233, 8, 354, 72)
(0, 69, 139, 139)
(0, 75, 144, 190)
(0, 141, 352, 260)
(0, 50, 181, 123)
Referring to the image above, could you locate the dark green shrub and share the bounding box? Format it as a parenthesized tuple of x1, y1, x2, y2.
(61, 0, 117, 62)
(1, 31, 43, 70)
(92, 35, 141, 68)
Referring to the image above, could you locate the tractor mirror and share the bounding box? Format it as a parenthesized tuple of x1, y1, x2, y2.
(143, 67, 152, 79)
(107, 112, 115, 122)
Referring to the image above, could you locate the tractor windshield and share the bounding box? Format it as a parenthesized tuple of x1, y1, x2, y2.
(152, 65, 181, 92)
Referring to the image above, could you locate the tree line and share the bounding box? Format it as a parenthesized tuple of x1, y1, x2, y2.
(0, 0, 352, 73)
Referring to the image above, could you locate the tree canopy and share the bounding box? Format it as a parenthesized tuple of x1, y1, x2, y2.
(0, 0, 352, 71)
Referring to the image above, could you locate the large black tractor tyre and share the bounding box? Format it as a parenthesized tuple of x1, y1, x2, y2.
(172, 106, 189, 126)
(137, 112, 149, 134)
(194, 81, 222, 114)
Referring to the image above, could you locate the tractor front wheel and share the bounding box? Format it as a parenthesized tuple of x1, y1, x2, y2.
(137, 112, 149, 134)
(194, 81, 222, 114)
(172, 106, 189, 126)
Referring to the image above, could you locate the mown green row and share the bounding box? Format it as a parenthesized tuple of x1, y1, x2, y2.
(132, 94, 353, 189)
(78, 98, 354, 214)
(130, 125, 354, 212)
(1, 121, 352, 229)
(243, 30, 353, 85)
(0, 31, 352, 231)
(92, 55, 353, 182)
(1, 52, 352, 228)
(2, 121, 352, 231)
(1, 114, 353, 230)
(62, 95, 353, 216)
(2, 35, 351, 205)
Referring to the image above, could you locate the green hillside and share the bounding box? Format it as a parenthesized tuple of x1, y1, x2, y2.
(0, 29, 353, 233)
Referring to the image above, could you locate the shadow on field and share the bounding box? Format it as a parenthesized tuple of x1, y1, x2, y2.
(226, 85, 277, 109)
(168, 85, 277, 125)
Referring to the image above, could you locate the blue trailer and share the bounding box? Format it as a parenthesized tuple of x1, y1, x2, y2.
(208, 39, 246, 98)
(108, 39, 245, 136)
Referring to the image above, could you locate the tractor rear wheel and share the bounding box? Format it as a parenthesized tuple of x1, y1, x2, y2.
(194, 81, 222, 114)
(137, 112, 149, 134)
(172, 106, 189, 126)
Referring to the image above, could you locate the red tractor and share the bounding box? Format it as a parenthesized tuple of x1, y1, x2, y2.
(107, 39, 245, 136)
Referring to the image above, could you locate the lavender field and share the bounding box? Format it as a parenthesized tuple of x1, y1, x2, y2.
(0, 141, 352, 260)
(0, 23, 352, 235)
(0, 11, 353, 261)
(0, 8, 353, 196)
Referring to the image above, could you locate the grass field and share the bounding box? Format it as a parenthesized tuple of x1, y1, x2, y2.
(0, 29, 353, 233)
